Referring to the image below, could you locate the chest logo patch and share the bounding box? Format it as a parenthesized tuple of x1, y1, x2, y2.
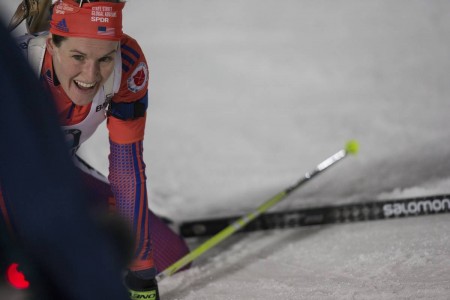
(128, 62, 148, 93)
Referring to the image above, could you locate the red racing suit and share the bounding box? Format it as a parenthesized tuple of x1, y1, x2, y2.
(0, 33, 188, 277)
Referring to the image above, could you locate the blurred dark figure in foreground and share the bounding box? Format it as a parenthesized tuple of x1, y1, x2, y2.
(0, 18, 130, 300)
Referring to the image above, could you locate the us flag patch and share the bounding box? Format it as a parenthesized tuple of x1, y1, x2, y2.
(97, 26, 115, 36)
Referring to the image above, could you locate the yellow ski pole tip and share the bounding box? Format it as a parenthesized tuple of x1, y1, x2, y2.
(345, 140, 359, 155)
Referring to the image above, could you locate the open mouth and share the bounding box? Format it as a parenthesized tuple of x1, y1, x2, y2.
(74, 80, 97, 90)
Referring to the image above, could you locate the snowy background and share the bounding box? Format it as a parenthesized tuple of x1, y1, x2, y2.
(2, 0, 450, 299)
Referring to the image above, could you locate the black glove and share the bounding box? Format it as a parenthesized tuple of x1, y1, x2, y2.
(124, 271, 160, 300)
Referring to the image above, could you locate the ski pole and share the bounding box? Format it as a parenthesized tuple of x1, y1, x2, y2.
(156, 140, 359, 281)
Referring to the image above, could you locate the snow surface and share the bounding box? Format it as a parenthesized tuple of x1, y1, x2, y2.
(2, 0, 450, 299)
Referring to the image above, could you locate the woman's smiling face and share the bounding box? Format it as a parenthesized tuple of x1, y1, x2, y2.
(47, 34, 118, 106)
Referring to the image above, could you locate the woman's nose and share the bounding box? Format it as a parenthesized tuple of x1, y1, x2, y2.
(82, 60, 99, 82)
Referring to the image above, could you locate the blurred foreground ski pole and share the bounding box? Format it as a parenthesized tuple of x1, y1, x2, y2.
(156, 140, 359, 281)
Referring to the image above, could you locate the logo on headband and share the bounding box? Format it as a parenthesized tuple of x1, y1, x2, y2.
(56, 19, 69, 32)
(91, 5, 118, 23)
(128, 62, 148, 93)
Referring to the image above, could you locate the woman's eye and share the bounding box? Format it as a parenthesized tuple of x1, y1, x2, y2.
(99, 56, 113, 63)
(72, 55, 84, 61)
